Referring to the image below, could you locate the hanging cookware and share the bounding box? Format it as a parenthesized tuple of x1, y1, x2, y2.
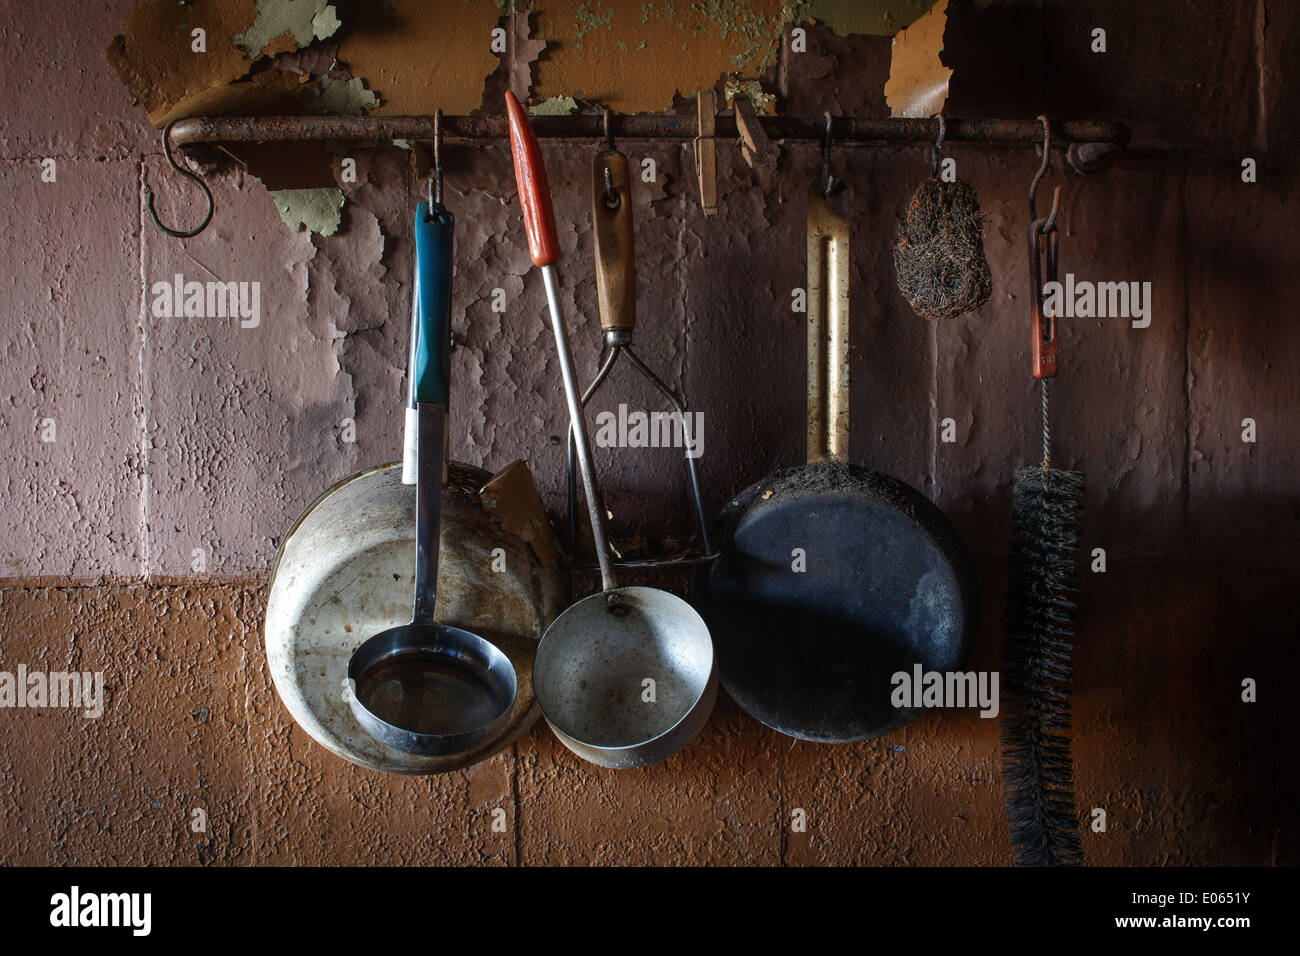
(693, 157, 979, 743)
(264, 162, 564, 773)
(505, 91, 716, 769)
(345, 198, 517, 756)
(564, 129, 714, 568)
(1001, 117, 1085, 866)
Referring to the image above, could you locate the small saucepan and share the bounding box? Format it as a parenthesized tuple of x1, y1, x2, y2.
(505, 92, 716, 769)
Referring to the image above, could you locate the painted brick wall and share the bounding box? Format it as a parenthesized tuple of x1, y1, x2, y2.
(0, 0, 1294, 865)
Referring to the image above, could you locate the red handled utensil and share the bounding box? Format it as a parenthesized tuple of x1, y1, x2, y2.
(505, 92, 715, 769)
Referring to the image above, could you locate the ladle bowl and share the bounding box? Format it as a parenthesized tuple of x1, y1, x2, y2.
(347, 622, 516, 756)
(533, 586, 716, 769)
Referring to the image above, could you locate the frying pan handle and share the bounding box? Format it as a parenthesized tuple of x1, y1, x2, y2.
(592, 150, 636, 333)
(505, 91, 562, 268)
(414, 201, 454, 405)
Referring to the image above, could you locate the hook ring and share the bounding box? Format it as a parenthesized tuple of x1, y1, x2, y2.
(146, 120, 214, 239)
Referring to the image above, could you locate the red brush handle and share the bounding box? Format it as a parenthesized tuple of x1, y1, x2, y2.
(1029, 220, 1059, 379)
(505, 91, 562, 267)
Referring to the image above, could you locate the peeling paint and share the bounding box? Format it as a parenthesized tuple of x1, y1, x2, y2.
(105, 0, 257, 125)
(535, 0, 788, 112)
(884, 0, 951, 117)
(796, 0, 937, 37)
(334, 0, 502, 115)
(725, 77, 776, 113)
(529, 95, 580, 115)
(269, 186, 344, 235)
(232, 0, 341, 59)
(508, 12, 550, 101)
(298, 75, 379, 115)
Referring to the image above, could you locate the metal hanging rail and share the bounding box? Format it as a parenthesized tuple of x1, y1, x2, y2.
(149, 113, 1128, 236)
(170, 112, 1128, 152)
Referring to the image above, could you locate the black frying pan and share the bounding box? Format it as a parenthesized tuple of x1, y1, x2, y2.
(693, 189, 978, 743)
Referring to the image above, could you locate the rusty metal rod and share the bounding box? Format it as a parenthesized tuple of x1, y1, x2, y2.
(169, 114, 1129, 149)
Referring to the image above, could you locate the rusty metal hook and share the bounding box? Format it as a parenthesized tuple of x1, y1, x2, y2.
(820, 112, 838, 197)
(601, 107, 620, 209)
(930, 112, 946, 177)
(146, 120, 214, 238)
(428, 108, 443, 211)
(1029, 114, 1052, 221)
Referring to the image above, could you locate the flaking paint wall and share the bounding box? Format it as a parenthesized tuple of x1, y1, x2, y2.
(0, 0, 1295, 865)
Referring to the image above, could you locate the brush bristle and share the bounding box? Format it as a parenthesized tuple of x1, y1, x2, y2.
(1002, 466, 1085, 867)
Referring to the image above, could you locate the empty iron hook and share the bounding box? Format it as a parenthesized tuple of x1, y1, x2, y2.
(820, 112, 838, 197)
(146, 120, 214, 238)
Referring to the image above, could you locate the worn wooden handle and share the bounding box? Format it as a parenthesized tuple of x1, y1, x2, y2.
(592, 150, 636, 332)
(505, 91, 561, 267)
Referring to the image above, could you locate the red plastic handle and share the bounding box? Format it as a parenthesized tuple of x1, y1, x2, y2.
(505, 91, 562, 267)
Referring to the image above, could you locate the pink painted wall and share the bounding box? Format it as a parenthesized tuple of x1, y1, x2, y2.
(0, 0, 1295, 865)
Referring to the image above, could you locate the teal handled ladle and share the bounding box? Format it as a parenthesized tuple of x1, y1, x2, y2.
(346, 181, 516, 756)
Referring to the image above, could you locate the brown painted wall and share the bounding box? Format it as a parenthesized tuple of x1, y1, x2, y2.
(0, 0, 1296, 865)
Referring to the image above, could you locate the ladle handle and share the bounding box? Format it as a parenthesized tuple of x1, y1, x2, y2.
(414, 202, 454, 404)
(412, 204, 453, 625)
(505, 91, 562, 267)
(592, 150, 636, 333)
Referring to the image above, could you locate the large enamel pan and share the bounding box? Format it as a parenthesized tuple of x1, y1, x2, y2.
(264, 195, 565, 773)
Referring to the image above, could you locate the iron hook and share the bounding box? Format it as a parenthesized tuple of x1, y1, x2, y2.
(146, 120, 214, 239)
(601, 107, 620, 209)
(930, 112, 946, 177)
(1029, 114, 1052, 221)
(821, 112, 838, 197)
(429, 108, 443, 211)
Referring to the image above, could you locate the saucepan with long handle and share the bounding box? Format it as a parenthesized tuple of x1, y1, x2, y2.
(505, 91, 716, 769)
